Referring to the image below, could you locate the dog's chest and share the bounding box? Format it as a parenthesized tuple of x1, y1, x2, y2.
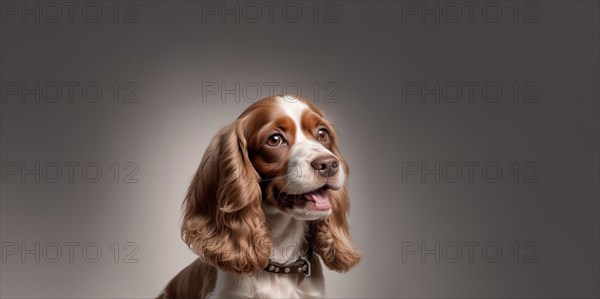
(256, 273, 322, 298)
(210, 270, 324, 299)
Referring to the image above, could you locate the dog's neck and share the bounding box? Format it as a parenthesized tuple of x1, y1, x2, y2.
(264, 210, 309, 265)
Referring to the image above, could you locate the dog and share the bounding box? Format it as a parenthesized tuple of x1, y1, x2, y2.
(158, 95, 360, 298)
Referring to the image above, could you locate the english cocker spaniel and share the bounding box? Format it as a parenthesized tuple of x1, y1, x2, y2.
(158, 95, 360, 298)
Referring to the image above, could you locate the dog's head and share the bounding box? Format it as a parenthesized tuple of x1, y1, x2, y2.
(181, 95, 360, 273)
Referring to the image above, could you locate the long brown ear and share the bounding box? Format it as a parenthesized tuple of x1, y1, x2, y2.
(312, 153, 361, 272)
(181, 118, 271, 273)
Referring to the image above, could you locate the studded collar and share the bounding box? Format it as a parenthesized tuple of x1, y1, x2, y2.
(264, 255, 311, 277)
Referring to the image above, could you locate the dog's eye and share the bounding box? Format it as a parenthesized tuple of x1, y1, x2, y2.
(317, 129, 330, 142)
(266, 134, 285, 147)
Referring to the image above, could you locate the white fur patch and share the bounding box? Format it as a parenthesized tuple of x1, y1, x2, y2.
(275, 96, 346, 198)
(276, 95, 308, 143)
(209, 268, 324, 298)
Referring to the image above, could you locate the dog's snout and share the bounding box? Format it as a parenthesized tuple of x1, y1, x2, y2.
(310, 155, 339, 177)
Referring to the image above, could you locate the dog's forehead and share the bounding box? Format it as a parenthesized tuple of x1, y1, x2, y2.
(239, 96, 317, 118)
(239, 96, 327, 145)
(276, 96, 309, 130)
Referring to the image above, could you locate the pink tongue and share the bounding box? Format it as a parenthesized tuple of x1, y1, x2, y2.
(305, 191, 331, 209)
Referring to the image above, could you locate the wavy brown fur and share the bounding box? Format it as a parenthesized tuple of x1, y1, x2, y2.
(181, 117, 271, 273)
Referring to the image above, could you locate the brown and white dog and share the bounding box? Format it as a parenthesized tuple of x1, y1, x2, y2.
(158, 95, 360, 298)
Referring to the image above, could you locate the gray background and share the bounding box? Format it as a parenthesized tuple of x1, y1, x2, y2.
(1, 0, 599, 298)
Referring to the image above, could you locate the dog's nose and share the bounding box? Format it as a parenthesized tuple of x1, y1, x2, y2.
(311, 155, 339, 177)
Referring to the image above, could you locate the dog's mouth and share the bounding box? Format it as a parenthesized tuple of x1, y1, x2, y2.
(275, 185, 331, 211)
